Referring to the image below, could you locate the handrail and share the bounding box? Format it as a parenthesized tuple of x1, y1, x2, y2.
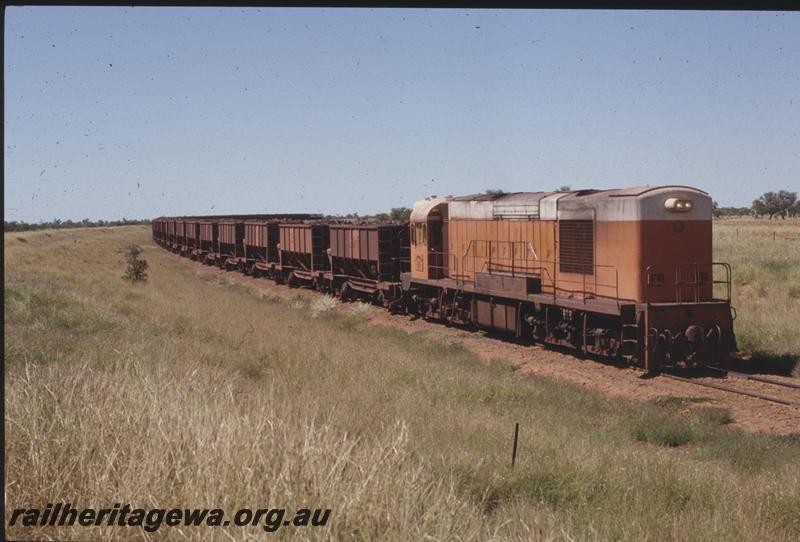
(644, 262, 731, 304)
(450, 240, 625, 306)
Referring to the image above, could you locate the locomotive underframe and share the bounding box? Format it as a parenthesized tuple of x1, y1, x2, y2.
(400, 273, 735, 373)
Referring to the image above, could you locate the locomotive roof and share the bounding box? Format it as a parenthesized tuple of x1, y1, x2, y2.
(449, 186, 707, 203)
(413, 185, 711, 222)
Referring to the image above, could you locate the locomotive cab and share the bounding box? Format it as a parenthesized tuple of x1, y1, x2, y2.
(409, 196, 451, 281)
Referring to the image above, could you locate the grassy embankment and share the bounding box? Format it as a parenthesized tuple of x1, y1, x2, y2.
(714, 218, 800, 375)
(4, 225, 800, 541)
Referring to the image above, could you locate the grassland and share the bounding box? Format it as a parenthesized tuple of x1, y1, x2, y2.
(4, 224, 800, 541)
(713, 218, 800, 375)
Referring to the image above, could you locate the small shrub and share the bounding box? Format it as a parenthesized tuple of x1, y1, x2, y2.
(237, 359, 265, 381)
(695, 407, 733, 427)
(256, 290, 282, 304)
(122, 244, 148, 282)
(349, 302, 372, 320)
(310, 294, 338, 318)
(338, 316, 365, 331)
(630, 414, 694, 447)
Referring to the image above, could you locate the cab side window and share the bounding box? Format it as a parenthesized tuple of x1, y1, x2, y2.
(413, 224, 427, 246)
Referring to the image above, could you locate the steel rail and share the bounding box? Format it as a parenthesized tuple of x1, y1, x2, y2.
(662, 374, 798, 407)
(705, 366, 800, 390)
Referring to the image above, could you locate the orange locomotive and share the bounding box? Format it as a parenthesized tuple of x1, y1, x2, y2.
(405, 186, 736, 372)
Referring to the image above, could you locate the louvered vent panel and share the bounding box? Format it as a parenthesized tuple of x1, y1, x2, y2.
(493, 201, 540, 220)
(559, 220, 594, 275)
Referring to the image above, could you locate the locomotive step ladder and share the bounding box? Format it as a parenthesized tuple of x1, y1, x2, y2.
(620, 325, 639, 363)
(619, 304, 640, 363)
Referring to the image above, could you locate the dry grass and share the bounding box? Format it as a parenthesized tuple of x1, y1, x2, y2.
(5, 226, 800, 541)
(713, 218, 800, 375)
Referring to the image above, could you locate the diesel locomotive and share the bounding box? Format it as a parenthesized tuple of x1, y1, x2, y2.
(152, 185, 736, 373)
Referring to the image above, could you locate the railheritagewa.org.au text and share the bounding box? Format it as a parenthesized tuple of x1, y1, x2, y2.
(8, 502, 331, 533)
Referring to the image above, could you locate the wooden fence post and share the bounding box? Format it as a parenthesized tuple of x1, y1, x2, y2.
(511, 422, 519, 468)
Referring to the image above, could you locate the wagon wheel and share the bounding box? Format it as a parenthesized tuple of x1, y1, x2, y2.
(374, 290, 386, 307)
(287, 273, 299, 289)
(340, 282, 352, 302)
(312, 277, 321, 291)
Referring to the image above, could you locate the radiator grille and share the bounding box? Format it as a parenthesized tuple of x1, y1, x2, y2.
(559, 220, 594, 275)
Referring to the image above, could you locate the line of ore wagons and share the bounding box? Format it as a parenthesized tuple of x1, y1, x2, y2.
(151, 214, 410, 305)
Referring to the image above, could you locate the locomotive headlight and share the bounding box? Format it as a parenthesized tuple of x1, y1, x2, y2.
(664, 198, 693, 212)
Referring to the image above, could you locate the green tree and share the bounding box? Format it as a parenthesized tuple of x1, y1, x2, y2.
(389, 207, 412, 221)
(123, 244, 149, 282)
(751, 199, 767, 218)
(754, 190, 797, 219)
(777, 190, 798, 218)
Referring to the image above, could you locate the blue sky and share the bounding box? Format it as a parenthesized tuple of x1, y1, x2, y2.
(4, 7, 799, 221)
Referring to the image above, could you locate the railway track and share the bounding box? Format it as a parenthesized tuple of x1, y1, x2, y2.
(706, 366, 800, 390)
(661, 369, 800, 407)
